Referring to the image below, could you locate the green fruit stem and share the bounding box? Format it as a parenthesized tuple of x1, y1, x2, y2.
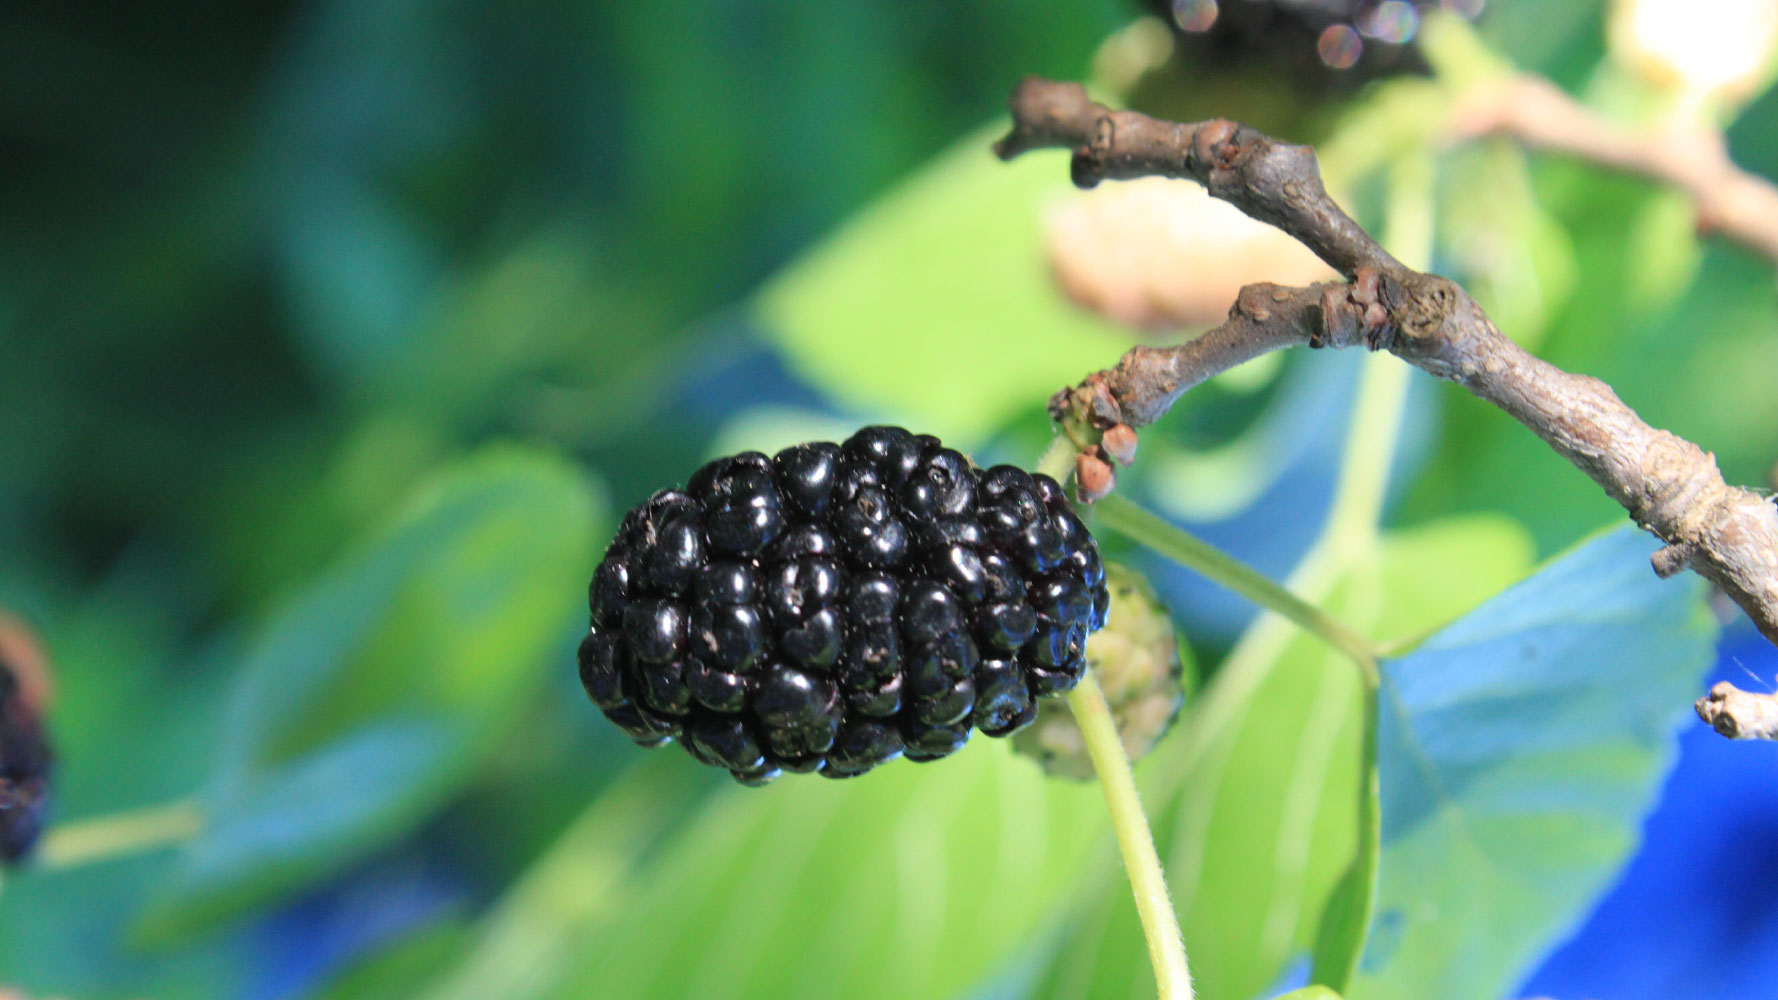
(1038, 432, 1194, 998)
(1035, 432, 1081, 484)
(1094, 496, 1382, 682)
(1066, 670, 1195, 1000)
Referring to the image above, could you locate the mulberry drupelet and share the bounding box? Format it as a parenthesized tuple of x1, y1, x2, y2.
(578, 426, 1110, 785)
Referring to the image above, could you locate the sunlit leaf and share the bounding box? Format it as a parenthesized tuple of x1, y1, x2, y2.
(1174, 518, 1536, 1000)
(533, 739, 1108, 1000)
(418, 755, 705, 1000)
(1032, 516, 1536, 1000)
(1353, 525, 1717, 999)
(756, 123, 1132, 445)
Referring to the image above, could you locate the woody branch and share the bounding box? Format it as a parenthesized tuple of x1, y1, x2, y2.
(995, 77, 1778, 740)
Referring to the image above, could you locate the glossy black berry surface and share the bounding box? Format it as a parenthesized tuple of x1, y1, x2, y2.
(578, 426, 1110, 784)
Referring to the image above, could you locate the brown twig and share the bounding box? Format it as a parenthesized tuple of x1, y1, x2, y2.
(997, 78, 1778, 731)
(1453, 75, 1778, 265)
(1696, 681, 1778, 740)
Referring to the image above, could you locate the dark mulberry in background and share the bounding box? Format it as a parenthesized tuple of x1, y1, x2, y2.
(578, 426, 1110, 785)
(0, 652, 52, 863)
(1144, 0, 1471, 89)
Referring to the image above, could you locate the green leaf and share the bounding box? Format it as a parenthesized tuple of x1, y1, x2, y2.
(417, 755, 704, 1000)
(1174, 519, 1534, 1000)
(1353, 525, 1717, 1000)
(1274, 988, 1346, 1000)
(531, 739, 1108, 1000)
(755, 123, 1131, 444)
(1031, 515, 1536, 1000)
(135, 447, 602, 943)
(315, 920, 475, 1000)
(140, 721, 457, 942)
(1308, 694, 1377, 994)
(1312, 517, 1545, 992)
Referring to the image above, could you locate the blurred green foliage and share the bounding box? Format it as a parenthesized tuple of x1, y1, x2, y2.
(1, 1, 1774, 999)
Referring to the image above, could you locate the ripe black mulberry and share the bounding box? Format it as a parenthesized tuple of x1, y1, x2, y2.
(0, 624, 52, 864)
(578, 426, 1110, 784)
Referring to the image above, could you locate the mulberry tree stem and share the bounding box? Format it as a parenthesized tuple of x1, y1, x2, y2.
(998, 77, 1778, 739)
(1067, 671, 1195, 1000)
(1696, 681, 1778, 740)
(1094, 495, 1382, 679)
(1453, 75, 1778, 265)
(1036, 433, 1193, 998)
(1034, 433, 1081, 484)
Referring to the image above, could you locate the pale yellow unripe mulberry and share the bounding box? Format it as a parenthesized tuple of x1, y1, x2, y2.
(1015, 562, 1191, 779)
(1045, 177, 1333, 332)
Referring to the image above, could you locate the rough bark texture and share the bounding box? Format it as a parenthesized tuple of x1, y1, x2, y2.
(1697, 682, 1778, 741)
(997, 79, 1778, 725)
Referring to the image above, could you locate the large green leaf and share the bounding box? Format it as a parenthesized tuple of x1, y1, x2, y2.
(1353, 525, 1717, 999)
(755, 123, 1132, 445)
(416, 754, 705, 1000)
(139, 720, 457, 941)
(1168, 518, 1536, 1000)
(134, 446, 602, 943)
(1031, 515, 1537, 1000)
(524, 738, 1108, 1000)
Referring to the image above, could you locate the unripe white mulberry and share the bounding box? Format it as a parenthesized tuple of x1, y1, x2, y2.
(1015, 562, 1189, 779)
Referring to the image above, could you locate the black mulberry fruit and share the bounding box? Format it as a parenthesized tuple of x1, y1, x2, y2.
(1143, 0, 1482, 91)
(579, 427, 1111, 784)
(0, 619, 53, 864)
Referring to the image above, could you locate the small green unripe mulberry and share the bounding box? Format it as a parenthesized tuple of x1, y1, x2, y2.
(1014, 562, 1188, 779)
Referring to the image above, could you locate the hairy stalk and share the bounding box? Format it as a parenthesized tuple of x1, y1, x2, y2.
(37, 799, 204, 869)
(1016, 159, 1427, 997)
(1067, 671, 1195, 1000)
(1034, 432, 1191, 998)
(1035, 434, 1082, 484)
(1095, 495, 1382, 678)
